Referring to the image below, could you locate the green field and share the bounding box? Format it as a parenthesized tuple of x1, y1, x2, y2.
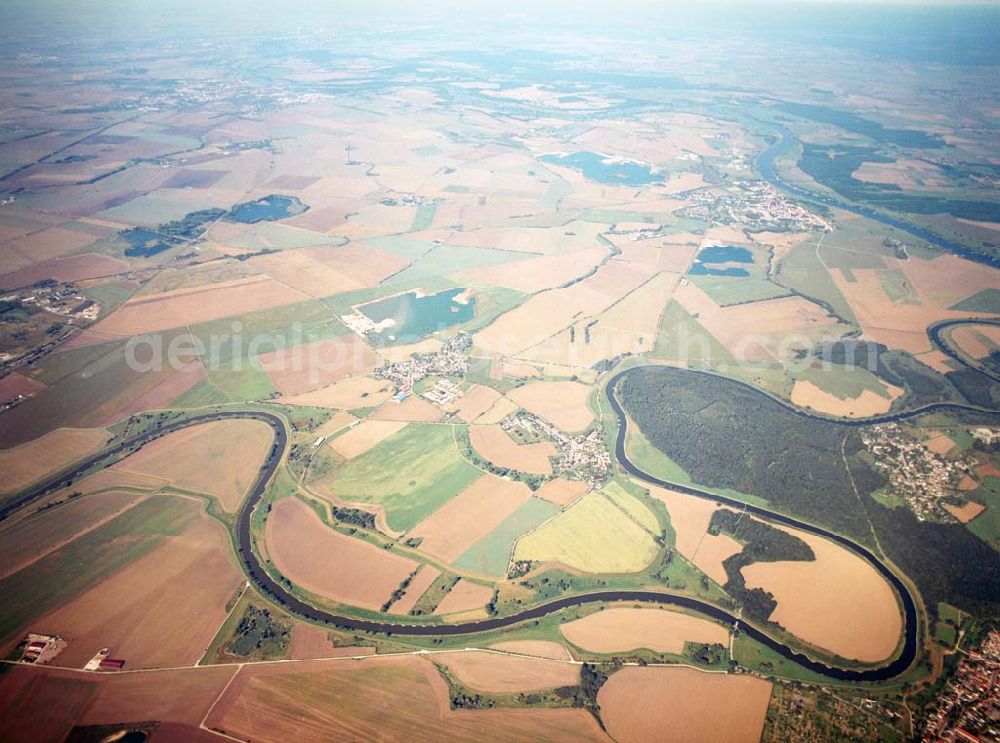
(452, 497, 559, 577)
(651, 301, 736, 368)
(967, 477, 1000, 548)
(772, 238, 857, 323)
(0, 496, 197, 644)
(384, 244, 521, 287)
(950, 287, 1000, 314)
(327, 423, 480, 532)
(792, 364, 893, 400)
(514, 491, 659, 573)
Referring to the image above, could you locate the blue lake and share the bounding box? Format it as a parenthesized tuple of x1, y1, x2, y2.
(227, 194, 308, 224)
(539, 151, 662, 186)
(360, 288, 475, 343)
(695, 245, 754, 263)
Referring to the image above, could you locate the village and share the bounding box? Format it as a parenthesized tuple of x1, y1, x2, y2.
(860, 423, 976, 523)
(372, 331, 472, 393)
(921, 629, 1000, 742)
(501, 411, 612, 486)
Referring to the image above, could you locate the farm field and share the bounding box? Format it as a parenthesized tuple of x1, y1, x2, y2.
(259, 334, 381, 396)
(386, 565, 441, 616)
(488, 640, 572, 661)
(513, 491, 659, 573)
(433, 579, 495, 616)
(790, 378, 902, 417)
(266, 497, 418, 611)
(202, 655, 607, 742)
(0, 491, 146, 580)
(560, 606, 730, 655)
(435, 650, 579, 693)
(469, 424, 557, 475)
(406, 474, 532, 564)
(0, 427, 110, 497)
(89, 275, 312, 337)
(33, 502, 242, 668)
(647, 485, 742, 585)
(533, 478, 590, 507)
(450, 384, 502, 422)
(0, 664, 238, 743)
(280, 374, 394, 409)
(0, 496, 201, 649)
(325, 423, 480, 531)
(506, 380, 595, 432)
(327, 419, 407, 459)
(741, 522, 903, 662)
(452, 497, 561, 576)
(598, 666, 772, 743)
(111, 419, 273, 511)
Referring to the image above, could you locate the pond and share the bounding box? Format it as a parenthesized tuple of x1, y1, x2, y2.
(226, 194, 308, 224)
(539, 151, 662, 186)
(359, 288, 475, 344)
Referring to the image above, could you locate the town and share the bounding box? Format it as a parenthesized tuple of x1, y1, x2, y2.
(680, 180, 833, 233)
(861, 424, 976, 522)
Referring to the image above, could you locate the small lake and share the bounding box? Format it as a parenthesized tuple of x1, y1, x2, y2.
(360, 288, 475, 343)
(689, 245, 754, 276)
(227, 194, 308, 224)
(695, 245, 754, 263)
(539, 151, 662, 186)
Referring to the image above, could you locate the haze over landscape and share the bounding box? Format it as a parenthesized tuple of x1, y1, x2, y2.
(0, 2, 997, 742)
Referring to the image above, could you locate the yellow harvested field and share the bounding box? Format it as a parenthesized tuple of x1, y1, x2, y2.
(599, 666, 772, 743)
(38, 503, 242, 669)
(433, 579, 495, 616)
(741, 522, 902, 662)
(474, 260, 656, 356)
(790, 379, 903, 418)
(369, 395, 443, 422)
(830, 255, 1000, 354)
(534, 478, 590, 507)
(647, 486, 741, 585)
(436, 651, 579, 693)
(313, 411, 358, 438)
(521, 271, 680, 368)
(408, 475, 532, 563)
(266, 497, 418, 611)
(474, 396, 520, 425)
(852, 158, 950, 189)
(90, 275, 310, 336)
(944, 501, 986, 523)
(387, 565, 442, 616)
(328, 420, 408, 459)
(254, 243, 408, 297)
(458, 248, 609, 293)
(280, 375, 394, 409)
(469, 425, 557, 475)
(203, 655, 607, 743)
(951, 324, 1000, 360)
(502, 361, 540, 379)
(112, 419, 273, 512)
(674, 282, 843, 362)
(489, 641, 572, 661)
(376, 338, 442, 364)
(506, 380, 594, 432)
(560, 606, 729, 654)
(260, 334, 381, 396)
(514, 491, 658, 574)
(0, 427, 111, 496)
(451, 384, 503, 422)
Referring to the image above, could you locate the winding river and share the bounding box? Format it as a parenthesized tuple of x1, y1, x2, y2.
(5, 324, 999, 681)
